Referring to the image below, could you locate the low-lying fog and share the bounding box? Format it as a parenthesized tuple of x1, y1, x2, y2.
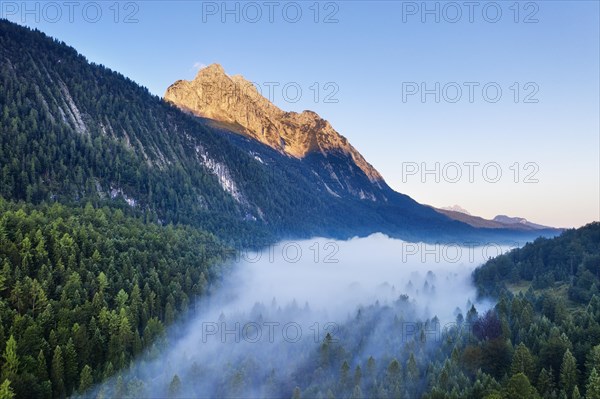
(87, 234, 515, 398)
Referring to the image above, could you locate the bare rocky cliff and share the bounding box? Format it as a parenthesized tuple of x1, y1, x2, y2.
(164, 64, 383, 183)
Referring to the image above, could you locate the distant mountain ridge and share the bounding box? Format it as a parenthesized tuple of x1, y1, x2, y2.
(492, 214, 551, 230)
(435, 206, 556, 231)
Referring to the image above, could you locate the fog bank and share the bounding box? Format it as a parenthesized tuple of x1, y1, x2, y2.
(87, 234, 511, 398)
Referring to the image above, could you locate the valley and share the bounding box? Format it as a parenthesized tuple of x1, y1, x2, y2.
(0, 4, 597, 398)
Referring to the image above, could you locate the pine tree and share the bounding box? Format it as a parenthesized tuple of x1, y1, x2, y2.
(386, 359, 402, 399)
(102, 362, 114, 382)
(1, 336, 18, 381)
(537, 367, 555, 398)
(406, 353, 420, 397)
(365, 356, 376, 397)
(353, 365, 362, 388)
(78, 365, 93, 393)
(366, 356, 376, 381)
(560, 349, 578, 397)
(511, 343, 536, 381)
(407, 353, 419, 381)
(587, 346, 600, 379)
(319, 333, 333, 368)
(35, 349, 49, 381)
(350, 385, 363, 399)
(168, 374, 181, 398)
(64, 338, 78, 394)
(339, 360, 351, 393)
(29, 278, 47, 317)
(51, 346, 65, 399)
(504, 373, 540, 399)
(165, 302, 175, 325)
(129, 283, 143, 330)
(115, 375, 125, 397)
(587, 368, 600, 399)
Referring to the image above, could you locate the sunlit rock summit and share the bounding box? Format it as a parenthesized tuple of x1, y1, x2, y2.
(165, 64, 383, 184)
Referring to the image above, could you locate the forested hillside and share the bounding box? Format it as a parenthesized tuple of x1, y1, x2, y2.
(0, 198, 229, 398)
(420, 222, 600, 398)
(474, 222, 600, 300)
(0, 19, 280, 246)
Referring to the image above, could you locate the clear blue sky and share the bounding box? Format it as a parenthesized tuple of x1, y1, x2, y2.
(3, 1, 599, 227)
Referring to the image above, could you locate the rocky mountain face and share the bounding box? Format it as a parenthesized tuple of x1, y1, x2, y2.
(162, 63, 561, 240)
(164, 64, 385, 199)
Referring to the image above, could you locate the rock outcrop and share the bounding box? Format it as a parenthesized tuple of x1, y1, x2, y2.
(164, 64, 383, 183)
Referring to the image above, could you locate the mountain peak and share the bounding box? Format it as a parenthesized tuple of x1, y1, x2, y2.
(196, 63, 226, 76)
(164, 65, 383, 183)
(441, 205, 471, 215)
(493, 215, 553, 230)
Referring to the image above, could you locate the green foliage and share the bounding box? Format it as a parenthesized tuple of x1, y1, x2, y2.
(537, 368, 555, 398)
(503, 373, 540, 399)
(587, 368, 600, 399)
(467, 224, 600, 399)
(510, 343, 535, 381)
(78, 365, 92, 393)
(1, 337, 18, 381)
(474, 222, 600, 302)
(51, 346, 65, 399)
(587, 345, 600, 378)
(0, 380, 14, 399)
(0, 199, 227, 398)
(560, 349, 578, 397)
